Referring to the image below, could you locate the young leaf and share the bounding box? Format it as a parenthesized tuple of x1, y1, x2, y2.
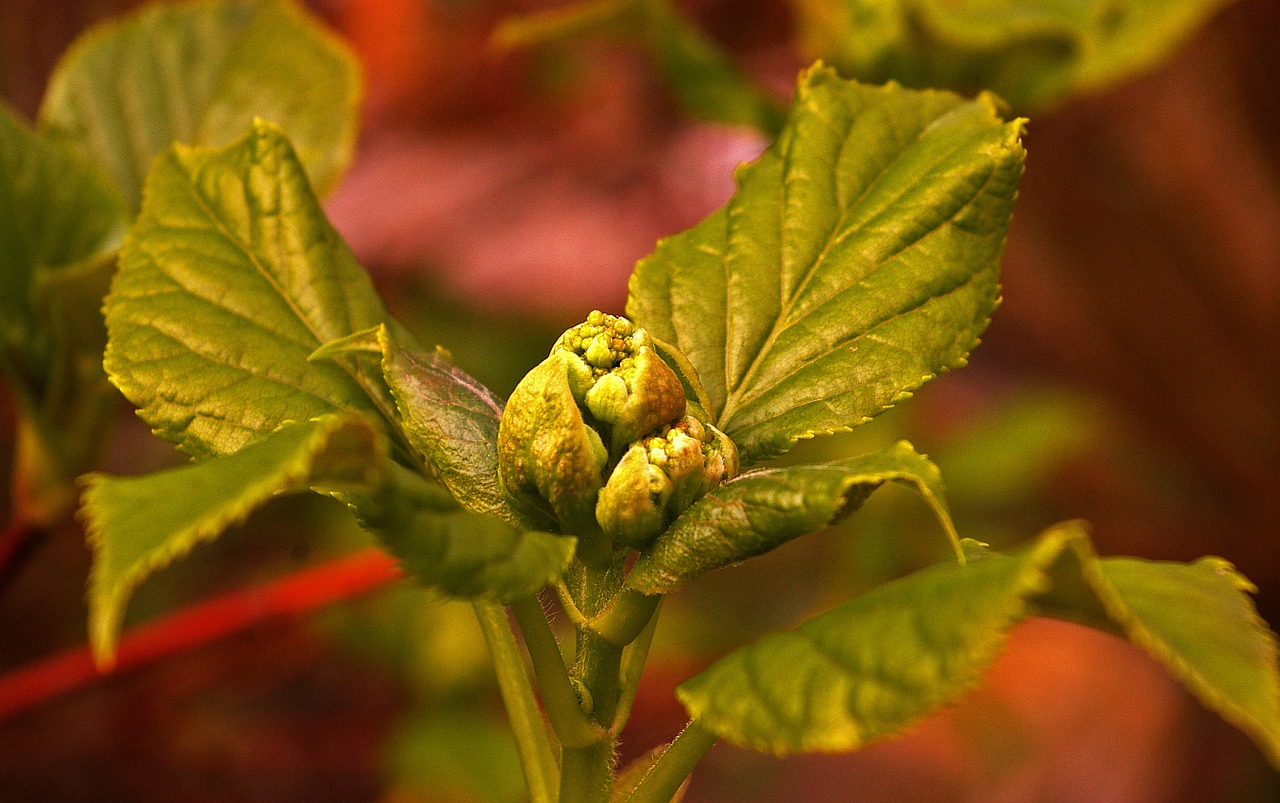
(628, 66, 1025, 465)
(626, 440, 959, 594)
(676, 522, 1280, 767)
(0, 103, 123, 341)
(792, 0, 1231, 111)
(81, 414, 387, 668)
(106, 121, 395, 460)
(377, 325, 516, 525)
(40, 0, 360, 211)
(352, 464, 576, 602)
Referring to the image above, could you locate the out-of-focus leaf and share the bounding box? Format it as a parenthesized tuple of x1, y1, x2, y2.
(792, 0, 1231, 110)
(494, 0, 784, 132)
(628, 65, 1024, 465)
(627, 441, 959, 594)
(677, 522, 1280, 767)
(41, 0, 360, 211)
(0, 103, 122, 345)
(81, 414, 386, 667)
(106, 121, 395, 460)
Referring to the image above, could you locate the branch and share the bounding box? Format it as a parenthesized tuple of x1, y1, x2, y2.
(0, 547, 402, 720)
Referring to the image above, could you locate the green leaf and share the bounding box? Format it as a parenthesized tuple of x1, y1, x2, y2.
(81, 414, 387, 668)
(792, 0, 1231, 110)
(352, 464, 576, 602)
(105, 120, 396, 460)
(494, 0, 784, 133)
(40, 0, 360, 211)
(1039, 554, 1280, 766)
(636, 0, 786, 134)
(377, 324, 516, 525)
(628, 65, 1024, 465)
(677, 522, 1280, 767)
(0, 102, 123, 342)
(626, 440, 959, 594)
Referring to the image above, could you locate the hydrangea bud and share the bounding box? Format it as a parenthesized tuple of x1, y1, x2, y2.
(596, 415, 739, 549)
(497, 353, 609, 537)
(552, 311, 686, 455)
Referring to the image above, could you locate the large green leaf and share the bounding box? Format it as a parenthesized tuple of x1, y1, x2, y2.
(0, 103, 123, 342)
(626, 440, 959, 594)
(351, 463, 576, 603)
(81, 414, 387, 667)
(105, 121, 395, 459)
(40, 0, 360, 212)
(677, 522, 1280, 767)
(627, 66, 1024, 465)
(792, 0, 1230, 110)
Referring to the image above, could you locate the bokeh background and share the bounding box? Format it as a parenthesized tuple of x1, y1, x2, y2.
(2, 0, 1279, 800)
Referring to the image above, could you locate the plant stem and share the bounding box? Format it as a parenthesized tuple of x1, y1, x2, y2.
(0, 547, 401, 720)
(473, 600, 560, 803)
(623, 722, 718, 803)
(510, 594, 606, 748)
(612, 598, 661, 732)
(587, 589, 660, 647)
(560, 561, 626, 803)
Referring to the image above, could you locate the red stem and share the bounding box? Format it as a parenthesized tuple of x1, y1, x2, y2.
(0, 548, 403, 721)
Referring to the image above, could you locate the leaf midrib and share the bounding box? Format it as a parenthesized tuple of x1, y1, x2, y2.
(168, 149, 373, 404)
(717, 108, 988, 430)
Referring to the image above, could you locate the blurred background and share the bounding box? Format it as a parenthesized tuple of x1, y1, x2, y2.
(1, 0, 1278, 800)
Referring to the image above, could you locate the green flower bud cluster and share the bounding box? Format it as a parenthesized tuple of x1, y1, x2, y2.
(498, 311, 737, 555)
(553, 310, 685, 454)
(596, 414, 738, 549)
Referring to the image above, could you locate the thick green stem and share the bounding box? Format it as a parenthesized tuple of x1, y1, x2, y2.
(559, 561, 627, 803)
(510, 595, 607, 748)
(623, 722, 718, 803)
(473, 600, 559, 803)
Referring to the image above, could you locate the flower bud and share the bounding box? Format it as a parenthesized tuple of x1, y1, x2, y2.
(596, 415, 739, 549)
(551, 311, 685, 454)
(497, 353, 608, 536)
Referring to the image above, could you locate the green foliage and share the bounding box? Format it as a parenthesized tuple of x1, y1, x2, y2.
(81, 414, 386, 666)
(54, 6, 1280, 795)
(791, 0, 1232, 110)
(106, 121, 395, 460)
(0, 0, 361, 527)
(494, 0, 784, 133)
(40, 0, 360, 211)
(0, 105, 123, 336)
(626, 440, 960, 594)
(629, 65, 1024, 465)
(678, 523, 1280, 763)
(351, 463, 576, 603)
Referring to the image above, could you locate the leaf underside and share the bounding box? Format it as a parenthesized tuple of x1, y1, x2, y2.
(105, 121, 393, 460)
(626, 440, 960, 594)
(677, 522, 1280, 768)
(628, 65, 1025, 466)
(40, 0, 360, 211)
(81, 414, 386, 667)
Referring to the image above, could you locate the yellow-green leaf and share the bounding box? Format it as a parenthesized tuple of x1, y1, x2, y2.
(628, 66, 1024, 465)
(41, 0, 360, 211)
